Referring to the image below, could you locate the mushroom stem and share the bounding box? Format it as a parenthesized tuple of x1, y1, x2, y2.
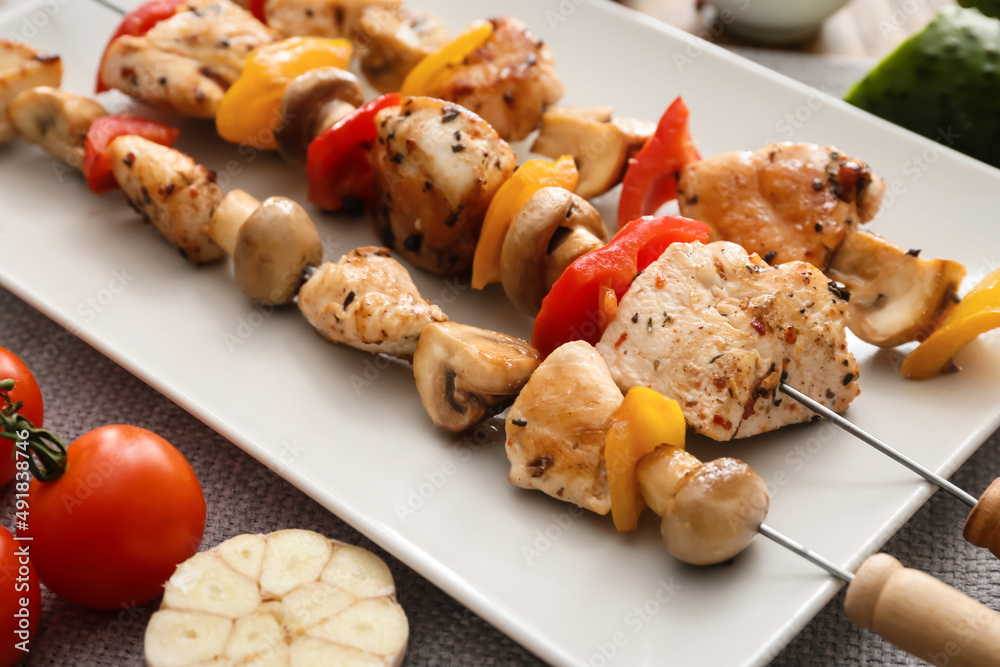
(314, 99, 357, 136)
(209, 189, 261, 256)
(544, 226, 604, 289)
(635, 445, 701, 517)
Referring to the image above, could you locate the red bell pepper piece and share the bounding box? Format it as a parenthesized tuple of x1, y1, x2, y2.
(531, 215, 711, 358)
(306, 92, 401, 213)
(617, 97, 701, 228)
(83, 115, 180, 194)
(95, 0, 186, 93)
(248, 0, 267, 23)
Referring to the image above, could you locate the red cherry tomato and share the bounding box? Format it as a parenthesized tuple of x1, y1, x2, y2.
(0, 525, 41, 666)
(22, 425, 205, 609)
(0, 347, 44, 487)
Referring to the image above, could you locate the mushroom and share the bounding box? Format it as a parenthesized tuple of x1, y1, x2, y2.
(500, 186, 607, 316)
(356, 6, 449, 94)
(6, 86, 106, 167)
(531, 105, 654, 200)
(826, 229, 967, 347)
(637, 446, 769, 566)
(0, 40, 63, 144)
(414, 322, 540, 432)
(274, 67, 364, 163)
(232, 197, 324, 305)
(503, 340, 622, 515)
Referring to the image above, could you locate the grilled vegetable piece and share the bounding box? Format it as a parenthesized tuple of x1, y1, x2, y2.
(0, 40, 62, 144)
(6, 87, 105, 166)
(370, 96, 516, 275)
(505, 341, 623, 515)
(826, 230, 966, 347)
(100, 0, 277, 118)
(596, 241, 860, 441)
(845, 6, 1000, 169)
(413, 322, 540, 432)
(298, 246, 447, 358)
(357, 5, 448, 93)
(144, 529, 408, 667)
(678, 143, 885, 267)
(531, 106, 654, 200)
(425, 16, 563, 142)
(108, 135, 225, 264)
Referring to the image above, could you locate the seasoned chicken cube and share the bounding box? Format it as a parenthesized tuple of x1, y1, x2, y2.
(298, 247, 448, 358)
(100, 0, 277, 118)
(427, 16, 563, 142)
(263, 0, 399, 39)
(505, 341, 623, 515)
(109, 135, 224, 264)
(371, 96, 516, 275)
(596, 241, 860, 441)
(678, 143, 885, 267)
(0, 39, 62, 143)
(357, 6, 448, 93)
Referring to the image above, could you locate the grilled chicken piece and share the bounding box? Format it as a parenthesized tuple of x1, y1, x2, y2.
(109, 135, 225, 264)
(263, 0, 399, 39)
(100, 0, 277, 118)
(505, 341, 623, 515)
(596, 241, 859, 441)
(371, 97, 516, 275)
(427, 16, 563, 142)
(679, 143, 885, 267)
(0, 40, 62, 143)
(298, 246, 447, 358)
(357, 6, 448, 94)
(7, 87, 106, 167)
(827, 230, 966, 347)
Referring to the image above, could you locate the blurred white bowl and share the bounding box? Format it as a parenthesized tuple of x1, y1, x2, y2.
(705, 0, 852, 44)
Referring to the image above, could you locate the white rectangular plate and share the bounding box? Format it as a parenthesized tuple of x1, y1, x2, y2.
(3, 1, 1000, 665)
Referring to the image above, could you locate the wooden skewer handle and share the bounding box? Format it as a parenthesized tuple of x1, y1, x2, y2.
(845, 553, 1000, 667)
(965, 478, 1000, 559)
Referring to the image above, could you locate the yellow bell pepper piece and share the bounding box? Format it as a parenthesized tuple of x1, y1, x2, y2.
(605, 387, 686, 532)
(470, 155, 578, 289)
(901, 266, 1000, 380)
(216, 37, 352, 149)
(400, 20, 493, 97)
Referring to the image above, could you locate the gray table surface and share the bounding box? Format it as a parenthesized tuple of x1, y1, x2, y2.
(1, 44, 999, 667)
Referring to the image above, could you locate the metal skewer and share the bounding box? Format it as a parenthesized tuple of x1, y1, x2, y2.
(757, 523, 854, 582)
(88, 0, 126, 14)
(779, 382, 978, 508)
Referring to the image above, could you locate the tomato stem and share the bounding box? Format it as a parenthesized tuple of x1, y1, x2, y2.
(0, 379, 67, 482)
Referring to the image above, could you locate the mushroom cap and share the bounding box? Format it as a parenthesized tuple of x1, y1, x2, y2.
(413, 321, 539, 432)
(660, 457, 769, 566)
(501, 186, 607, 316)
(275, 67, 364, 163)
(233, 197, 323, 305)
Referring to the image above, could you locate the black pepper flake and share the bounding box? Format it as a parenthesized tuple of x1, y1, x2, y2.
(453, 130, 462, 141)
(827, 280, 851, 301)
(305, 7, 313, 16)
(403, 233, 423, 252)
(780, 370, 788, 382)
(390, 152, 404, 163)
(709, 354, 723, 363)
(494, 159, 502, 169)
(403, 109, 411, 116)
(218, 38, 230, 48)
(825, 389, 835, 399)
(451, 143, 465, 153)
(654, 359, 661, 370)
(122, 152, 136, 167)
(441, 107, 459, 122)
(906, 248, 922, 257)
(631, 313, 638, 324)
(814, 222, 823, 232)
(763, 251, 776, 264)
(157, 183, 175, 197)
(343, 291, 356, 309)
(511, 418, 527, 427)
(443, 206, 464, 227)
(386, 130, 396, 141)
(647, 317, 653, 332)
(812, 178, 823, 191)
(503, 90, 515, 106)
(842, 373, 855, 386)
(423, 181, 433, 192)
(157, 76, 167, 86)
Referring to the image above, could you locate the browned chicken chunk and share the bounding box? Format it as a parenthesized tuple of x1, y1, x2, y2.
(357, 6, 448, 93)
(596, 241, 860, 441)
(427, 16, 563, 142)
(370, 96, 516, 275)
(678, 143, 885, 267)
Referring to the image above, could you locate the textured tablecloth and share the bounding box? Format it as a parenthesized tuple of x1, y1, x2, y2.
(1, 46, 999, 667)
